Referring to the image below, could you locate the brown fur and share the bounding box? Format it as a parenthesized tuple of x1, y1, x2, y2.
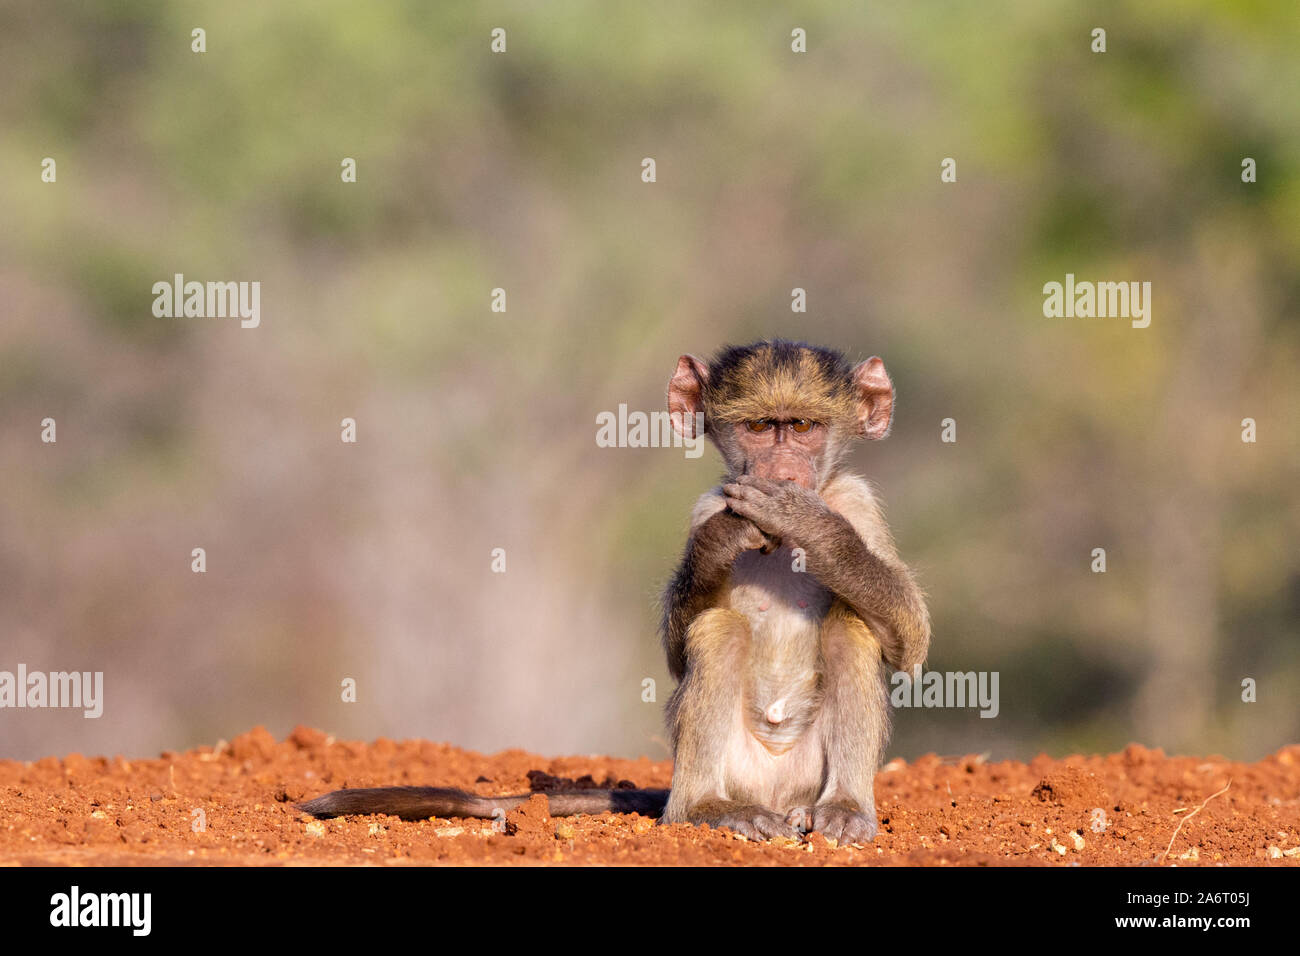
(659, 341, 930, 843)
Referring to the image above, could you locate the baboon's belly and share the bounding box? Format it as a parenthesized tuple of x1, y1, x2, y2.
(728, 546, 832, 756)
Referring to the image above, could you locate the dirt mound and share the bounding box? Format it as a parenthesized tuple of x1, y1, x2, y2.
(1032, 766, 1110, 809)
(1, 727, 1297, 866)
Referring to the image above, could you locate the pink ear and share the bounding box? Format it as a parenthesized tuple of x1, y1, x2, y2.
(667, 354, 709, 438)
(853, 357, 894, 440)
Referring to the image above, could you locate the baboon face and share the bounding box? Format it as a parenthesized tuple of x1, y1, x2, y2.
(668, 339, 895, 491)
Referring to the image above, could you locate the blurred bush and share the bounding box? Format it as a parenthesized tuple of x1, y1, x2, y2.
(1, 0, 1296, 762)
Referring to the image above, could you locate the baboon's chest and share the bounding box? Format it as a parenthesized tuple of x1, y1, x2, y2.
(728, 547, 832, 753)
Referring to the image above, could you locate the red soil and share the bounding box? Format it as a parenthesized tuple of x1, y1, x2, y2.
(2, 726, 1297, 865)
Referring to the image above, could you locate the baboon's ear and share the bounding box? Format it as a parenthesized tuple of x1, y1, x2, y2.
(668, 354, 709, 438)
(852, 357, 894, 440)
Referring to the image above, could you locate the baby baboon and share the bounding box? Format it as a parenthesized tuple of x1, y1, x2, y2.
(300, 340, 929, 844)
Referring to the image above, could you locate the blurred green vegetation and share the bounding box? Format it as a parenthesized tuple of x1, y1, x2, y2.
(1, 0, 1296, 763)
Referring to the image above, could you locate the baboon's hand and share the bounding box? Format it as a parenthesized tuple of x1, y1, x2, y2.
(734, 514, 782, 554)
(722, 475, 829, 542)
(702, 508, 779, 562)
(787, 803, 879, 845)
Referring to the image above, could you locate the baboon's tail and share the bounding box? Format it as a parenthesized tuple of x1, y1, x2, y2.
(296, 786, 670, 821)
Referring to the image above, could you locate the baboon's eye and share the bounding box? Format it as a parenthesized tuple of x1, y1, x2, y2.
(746, 420, 772, 433)
(791, 419, 814, 433)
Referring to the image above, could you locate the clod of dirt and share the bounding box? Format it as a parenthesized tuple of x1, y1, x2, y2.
(229, 726, 277, 761)
(1031, 766, 1110, 809)
(1273, 746, 1300, 767)
(1122, 743, 1165, 767)
(526, 770, 635, 791)
(505, 793, 552, 837)
(289, 726, 329, 751)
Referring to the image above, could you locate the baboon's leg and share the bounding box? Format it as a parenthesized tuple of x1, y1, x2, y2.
(789, 602, 890, 844)
(662, 608, 799, 841)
